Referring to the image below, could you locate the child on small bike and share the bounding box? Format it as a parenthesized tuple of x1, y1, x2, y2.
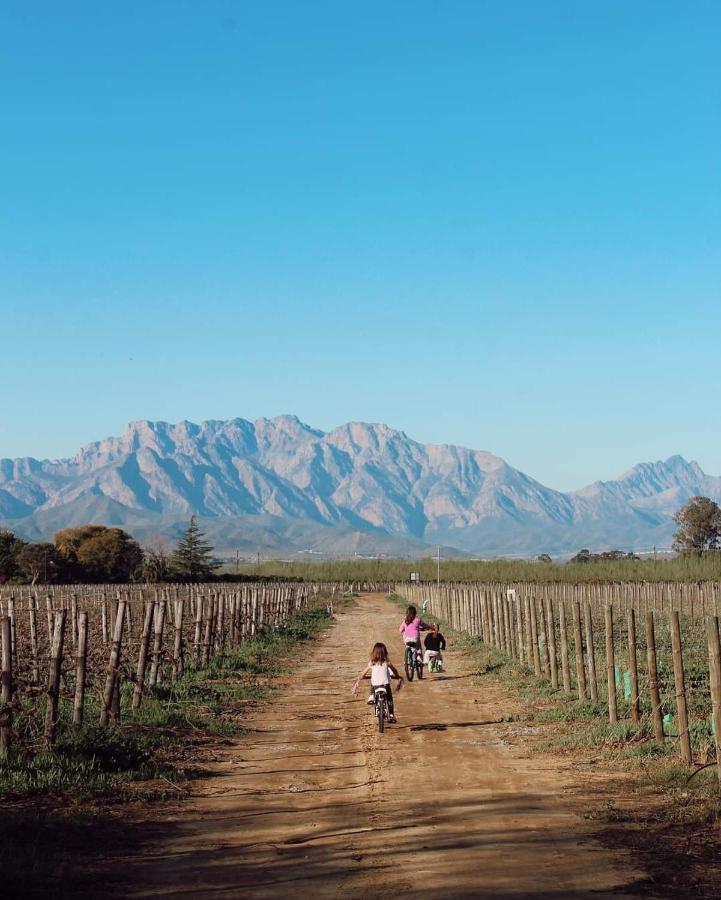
(355, 642, 402, 723)
(423, 623, 446, 671)
(399, 605, 431, 664)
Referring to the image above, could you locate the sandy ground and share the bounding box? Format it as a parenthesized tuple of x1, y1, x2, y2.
(120, 595, 651, 899)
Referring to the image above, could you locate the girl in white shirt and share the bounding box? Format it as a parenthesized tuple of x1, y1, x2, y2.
(356, 642, 402, 723)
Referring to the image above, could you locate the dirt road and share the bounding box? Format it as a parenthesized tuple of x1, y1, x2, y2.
(122, 595, 648, 898)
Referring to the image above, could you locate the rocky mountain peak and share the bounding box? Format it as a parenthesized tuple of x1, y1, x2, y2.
(1, 417, 719, 556)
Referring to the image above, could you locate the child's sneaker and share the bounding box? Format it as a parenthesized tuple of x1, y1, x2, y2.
(367, 694, 374, 705)
(388, 715, 397, 723)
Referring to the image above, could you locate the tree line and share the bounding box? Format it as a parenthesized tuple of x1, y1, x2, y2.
(565, 496, 721, 564)
(0, 516, 219, 585)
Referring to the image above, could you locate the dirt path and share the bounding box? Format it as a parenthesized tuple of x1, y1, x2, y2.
(121, 595, 649, 898)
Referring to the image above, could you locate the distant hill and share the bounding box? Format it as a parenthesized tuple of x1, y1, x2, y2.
(2, 416, 719, 557)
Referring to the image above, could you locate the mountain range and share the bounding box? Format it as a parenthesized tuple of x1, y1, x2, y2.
(1, 416, 719, 558)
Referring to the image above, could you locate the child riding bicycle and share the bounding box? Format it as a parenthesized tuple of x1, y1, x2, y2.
(355, 642, 402, 723)
(423, 623, 446, 671)
(399, 605, 431, 664)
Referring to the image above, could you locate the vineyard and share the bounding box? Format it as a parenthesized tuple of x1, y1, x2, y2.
(0, 583, 318, 766)
(401, 580, 721, 776)
(3, 578, 721, 897)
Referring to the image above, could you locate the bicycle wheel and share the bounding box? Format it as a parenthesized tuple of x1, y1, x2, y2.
(416, 654, 423, 679)
(404, 647, 415, 681)
(377, 695, 385, 733)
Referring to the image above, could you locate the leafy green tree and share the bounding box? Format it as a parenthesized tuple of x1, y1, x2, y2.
(16, 543, 59, 584)
(570, 548, 592, 564)
(673, 496, 721, 556)
(0, 530, 25, 582)
(171, 516, 219, 582)
(54, 525, 143, 582)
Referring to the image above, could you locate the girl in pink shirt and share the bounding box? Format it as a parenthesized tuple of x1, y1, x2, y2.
(399, 605, 431, 658)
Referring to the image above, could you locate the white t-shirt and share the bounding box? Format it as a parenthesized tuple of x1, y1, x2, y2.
(370, 661, 392, 686)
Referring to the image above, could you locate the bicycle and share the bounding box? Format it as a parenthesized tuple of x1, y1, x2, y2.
(373, 685, 389, 732)
(404, 643, 424, 681)
(428, 652, 444, 673)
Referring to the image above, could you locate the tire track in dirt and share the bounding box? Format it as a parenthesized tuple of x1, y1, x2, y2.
(120, 594, 649, 899)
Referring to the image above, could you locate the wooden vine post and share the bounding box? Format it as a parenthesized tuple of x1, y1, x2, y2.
(529, 597, 541, 676)
(173, 598, 185, 680)
(202, 597, 214, 667)
(537, 598, 549, 676)
(100, 599, 126, 727)
(29, 600, 40, 683)
(149, 600, 166, 688)
(670, 611, 692, 765)
(193, 594, 204, 663)
(583, 602, 598, 703)
(545, 597, 558, 690)
(132, 601, 155, 710)
(572, 600, 586, 701)
(604, 605, 618, 724)
(0, 616, 12, 757)
(559, 600, 571, 693)
(45, 610, 67, 748)
(627, 608, 640, 725)
(72, 611, 89, 726)
(707, 615, 721, 787)
(645, 611, 665, 741)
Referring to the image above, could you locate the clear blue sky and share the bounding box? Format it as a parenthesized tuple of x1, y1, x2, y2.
(2, 2, 720, 491)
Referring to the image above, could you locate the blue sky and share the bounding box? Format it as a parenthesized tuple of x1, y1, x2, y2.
(2, 2, 720, 491)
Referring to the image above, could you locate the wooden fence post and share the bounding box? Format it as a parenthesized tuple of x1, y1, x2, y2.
(132, 602, 155, 710)
(101, 596, 108, 644)
(100, 599, 126, 727)
(29, 600, 40, 683)
(537, 598, 549, 676)
(70, 592, 77, 649)
(72, 611, 88, 726)
(202, 596, 214, 666)
(645, 611, 665, 741)
(627, 609, 640, 725)
(605, 605, 618, 724)
(8, 598, 16, 661)
(173, 598, 185, 680)
(215, 593, 225, 654)
(0, 617, 12, 757)
(670, 611, 692, 765)
(707, 615, 721, 788)
(583, 602, 599, 703)
(530, 597, 541, 676)
(515, 597, 524, 664)
(45, 610, 67, 748)
(193, 594, 204, 663)
(572, 600, 586, 701)
(545, 597, 558, 690)
(559, 601, 571, 693)
(149, 600, 166, 688)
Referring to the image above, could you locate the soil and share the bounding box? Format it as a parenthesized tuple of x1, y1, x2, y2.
(103, 594, 658, 898)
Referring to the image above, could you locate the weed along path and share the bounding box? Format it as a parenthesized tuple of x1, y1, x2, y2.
(120, 595, 647, 899)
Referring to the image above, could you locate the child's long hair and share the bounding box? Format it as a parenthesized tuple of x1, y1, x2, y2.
(371, 642, 389, 663)
(404, 605, 417, 625)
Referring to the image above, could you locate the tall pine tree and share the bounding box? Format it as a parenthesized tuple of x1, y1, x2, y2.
(171, 516, 220, 581)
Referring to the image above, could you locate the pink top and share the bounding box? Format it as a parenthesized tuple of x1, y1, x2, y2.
(399, 617, 428, 641)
